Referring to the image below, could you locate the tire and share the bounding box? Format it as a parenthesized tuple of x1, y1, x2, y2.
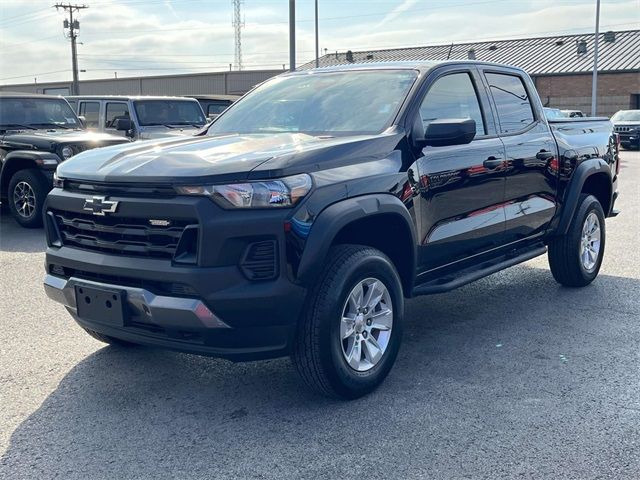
(548, 194, 606, 287)
(7, 168, 50, 228)
(293, 244, 404, 399)
(82, 327, 138, 347)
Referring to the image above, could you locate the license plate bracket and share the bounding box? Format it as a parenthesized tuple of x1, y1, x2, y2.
(75, 284, 127, 326)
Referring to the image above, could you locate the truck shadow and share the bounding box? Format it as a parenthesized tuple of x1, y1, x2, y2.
(0, 214, 46, 253)
(2, 267, 639, 479)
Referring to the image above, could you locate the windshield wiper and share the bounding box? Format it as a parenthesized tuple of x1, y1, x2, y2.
(0, 124, 38, 130)
(144, 123, 177, 128)
(30, 123, 72, 129)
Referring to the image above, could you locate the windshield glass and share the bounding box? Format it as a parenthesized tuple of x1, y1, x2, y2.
(208, 70, 418, 136)
(0, 98, 80, 129)
(133, 100, 206, 127)
(611, 110, 640, 122)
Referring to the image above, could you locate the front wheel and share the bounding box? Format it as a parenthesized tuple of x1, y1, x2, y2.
(548, 194, 606, 287)
(293, 245, 404, 399)
(7, 168, 49, 228)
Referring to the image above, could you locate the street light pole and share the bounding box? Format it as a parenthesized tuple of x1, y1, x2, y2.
(289, 0, 296, 71)
(591, 0, 601, 116)
(315, 0, 319, 68)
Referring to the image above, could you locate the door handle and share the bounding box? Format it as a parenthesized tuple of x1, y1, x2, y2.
(536, 150, 555, 160)
(483, 157, 503, 169)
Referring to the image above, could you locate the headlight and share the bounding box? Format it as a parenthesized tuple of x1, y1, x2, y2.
(61, 146, 74, 159)
(176, 174, 312, 209)
(53, 171, 64, 188)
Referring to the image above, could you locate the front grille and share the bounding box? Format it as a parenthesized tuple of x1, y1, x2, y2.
(64, 180, 177, 198)
(51, 209, 196, 259)
(240, 240, 278, 280)
(615, 126, 631, 133)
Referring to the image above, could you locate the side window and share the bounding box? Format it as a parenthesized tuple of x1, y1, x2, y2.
(105, 102, 130, 129)
(207, 103, 229, 116)
(419, 72, 486, 136)
(485, 73, 535, 134)
(79, 101, 100, 128)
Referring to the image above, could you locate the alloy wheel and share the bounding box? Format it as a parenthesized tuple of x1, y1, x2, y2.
(340, 277, 393, 372)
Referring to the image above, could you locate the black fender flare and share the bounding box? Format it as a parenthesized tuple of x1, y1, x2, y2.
(296, 194, 417, 290)
(555, 157, 612, 235)
(0, 151, 59, 196)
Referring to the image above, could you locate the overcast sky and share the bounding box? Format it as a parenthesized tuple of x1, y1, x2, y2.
(0, 0, 637, 85)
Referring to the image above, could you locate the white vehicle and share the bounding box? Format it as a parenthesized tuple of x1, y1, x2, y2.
(66, 95, 207, 141)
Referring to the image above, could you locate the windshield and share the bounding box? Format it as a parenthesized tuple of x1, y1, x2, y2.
(611, 110, 640, 122)
(0, 98, 80, 129)
(133, 100, 206, 127)
(208, 70, 418, 136)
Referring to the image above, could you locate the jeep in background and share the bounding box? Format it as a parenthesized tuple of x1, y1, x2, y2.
(611, 109, 640, 149)
(44, 61, 619, 398)
(66, 95, 207, 141)
(186, 94, 240, 120)
(0, 93, 129, 228)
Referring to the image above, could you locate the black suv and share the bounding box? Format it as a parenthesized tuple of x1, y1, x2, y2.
(0, 93, 129, 227)
(44, 62, 619, 398)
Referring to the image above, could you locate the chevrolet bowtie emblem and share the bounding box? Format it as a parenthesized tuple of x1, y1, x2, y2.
(83, 196, 119, 216)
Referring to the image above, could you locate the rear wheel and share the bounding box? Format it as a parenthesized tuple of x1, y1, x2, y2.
(548, 194, 605, 287)
(7, 169, 49, 228)
(293, 245, 403, 399)
(82, 327, 138, 347)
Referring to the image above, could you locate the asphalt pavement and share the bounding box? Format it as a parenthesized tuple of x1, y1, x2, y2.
(1, 151, 638, 480)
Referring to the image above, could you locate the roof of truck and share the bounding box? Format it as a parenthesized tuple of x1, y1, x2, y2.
(65, 95, 200, 101)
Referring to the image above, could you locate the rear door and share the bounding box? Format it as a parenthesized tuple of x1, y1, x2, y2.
(480, 70, 559, 244)
(413, 66, 507, 272)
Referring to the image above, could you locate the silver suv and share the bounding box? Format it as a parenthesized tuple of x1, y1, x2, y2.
(66, 95, 207, 141)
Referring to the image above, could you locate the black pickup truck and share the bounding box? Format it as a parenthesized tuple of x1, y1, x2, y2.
(0, 93, 129, 227)
(43, 61, 619, 398)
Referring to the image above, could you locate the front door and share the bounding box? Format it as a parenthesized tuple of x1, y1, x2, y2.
(414, 68, 507, 272)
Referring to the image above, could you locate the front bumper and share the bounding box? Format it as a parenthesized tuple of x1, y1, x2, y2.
(43, 188, 308, 361)
(618, 133, 639, 147)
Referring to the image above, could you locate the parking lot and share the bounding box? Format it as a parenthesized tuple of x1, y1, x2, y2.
(0, 150, 638, 479)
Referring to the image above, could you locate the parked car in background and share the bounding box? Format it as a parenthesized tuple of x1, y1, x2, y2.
(0, 93, 129, 227)
(66, 96, 207, 141)
(611, 109, 640, 149)
(45, 61, 619, 398)
(544, 107, 564, 120)
(561, 109, 585, 118)
(186, 94, 240, 119)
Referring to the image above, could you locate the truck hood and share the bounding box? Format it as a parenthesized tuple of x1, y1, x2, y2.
(0, 129, 129, 151)
(56, 131, 404, 184)
(139, 125, 201, 140)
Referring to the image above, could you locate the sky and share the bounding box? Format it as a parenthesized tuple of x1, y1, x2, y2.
(0, 0, 638, 85)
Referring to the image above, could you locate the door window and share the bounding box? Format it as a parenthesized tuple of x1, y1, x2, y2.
(105, 102, 130, 129)
(78, 101, 100, 128)
(419, 72, 486, 136)
(485, 73, 535, 134)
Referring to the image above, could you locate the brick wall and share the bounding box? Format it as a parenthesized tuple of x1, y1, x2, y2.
(534, 72, 640, 117)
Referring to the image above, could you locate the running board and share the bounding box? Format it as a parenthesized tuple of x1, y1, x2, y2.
(411, 244, 547, 296)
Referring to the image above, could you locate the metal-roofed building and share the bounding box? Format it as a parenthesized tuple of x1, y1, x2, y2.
(300, 29, 640, 117)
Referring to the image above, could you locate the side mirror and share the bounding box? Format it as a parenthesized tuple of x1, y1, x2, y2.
(77, 115, 86, 128)
(414, 118, 476, 148)
(115, 118, 132, 131)
(207, 113, 219, 121)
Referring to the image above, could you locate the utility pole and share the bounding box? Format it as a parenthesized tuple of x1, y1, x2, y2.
(314, 0, 319, 68)
(232, 0, 244, 70)
(54, 3, 88, 95)
(289, 0, 295, 71)
(591, 0, 601, 116)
